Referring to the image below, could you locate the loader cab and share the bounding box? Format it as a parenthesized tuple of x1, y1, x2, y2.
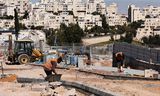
(12, 40, 34, 64)
(14, 40, 34, 56)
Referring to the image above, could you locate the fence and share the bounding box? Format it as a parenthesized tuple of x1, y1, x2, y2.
(0, 43, 113, 60)
(113, 42, 160, 64)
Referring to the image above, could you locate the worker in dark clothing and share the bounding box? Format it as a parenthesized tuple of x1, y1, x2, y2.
(115, 52, 124, 72)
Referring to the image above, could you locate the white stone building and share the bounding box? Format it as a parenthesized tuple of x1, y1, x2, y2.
(86, 0, 106, 14)
(135, 27, 153, 41)
(0, 1, 5, 16)
(143, 5, 160, 17)
(0, 19, 14, 29)
(135, 15, 160, 41)
(107, 14, 127, 26)
(144, 16, 160, 28)
(106, 3, 127, 26)
(4, 0, 31, 16)
(0, 30, 46, 46)
(128, 4, 160, 22)
(106, 3, 117, 15)
(84, 14, 102, 29)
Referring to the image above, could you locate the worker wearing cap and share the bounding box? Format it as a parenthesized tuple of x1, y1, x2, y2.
(42, 56, 62, 76)
(115, 52, 124, 72)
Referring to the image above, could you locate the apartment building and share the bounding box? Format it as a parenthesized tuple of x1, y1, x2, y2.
(74, 2, 86, 17)
(0, 30, 46, 46)
(106, 3, 117, 15)
(107, 14, 127, 26)
(135, 15, 160, 41)
(5, 0, 31, 15)
(0, 19, 14, 29)
(86, 0, 106, 14)
(135, 27, 153, 41)
(0, 1, 5, 16)
(0, 0, 105, 30)
(128, 4, 144, 22)
(143, 5, 160, 17)
(43, 12, 74, 29)
(128, 4, 160, 22)
(84, 14, 102, 29)
(106, 3, 127, 26)
(144, 16, 160, 28)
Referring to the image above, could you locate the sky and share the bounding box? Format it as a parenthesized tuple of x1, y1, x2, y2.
(31, 0, 160, 14)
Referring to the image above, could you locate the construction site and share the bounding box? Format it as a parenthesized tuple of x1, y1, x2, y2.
(0, 38, 160, 96)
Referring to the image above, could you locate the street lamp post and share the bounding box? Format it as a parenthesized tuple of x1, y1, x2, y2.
(54, 31, 57, 46)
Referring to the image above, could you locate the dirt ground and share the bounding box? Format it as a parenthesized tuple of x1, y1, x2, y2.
(58, 69, 160, 96)
(0, 63, 159, 96)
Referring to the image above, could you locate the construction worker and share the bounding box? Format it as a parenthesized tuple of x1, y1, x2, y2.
(42, 56, 62, 76)
(115, 52, 124, 72)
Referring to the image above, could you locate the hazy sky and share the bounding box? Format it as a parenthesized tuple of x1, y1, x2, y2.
(31, 0, 160, 14)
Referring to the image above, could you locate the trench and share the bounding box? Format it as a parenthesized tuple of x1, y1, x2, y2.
(17, 77, 95, 96)
(17, 77, 115, 96)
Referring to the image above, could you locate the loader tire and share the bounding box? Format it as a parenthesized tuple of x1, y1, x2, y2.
(18, 54, 30, 64)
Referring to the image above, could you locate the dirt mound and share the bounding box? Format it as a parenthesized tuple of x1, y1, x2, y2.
(0, 74, 17, 82)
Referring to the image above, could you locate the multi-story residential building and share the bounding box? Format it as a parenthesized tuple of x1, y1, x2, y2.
(107, 14, 127, 26)
(40, 0, 50, 4)
(74, 2, 86, 17)
(96, 0, 106, 14)
(84, 14, 102, 29)
(128, 4, 145, 22)
(43, 12, 74, 29)
(5, 5, 15, 16)
(143, 5, 160, 17)
(144, 16, 160, 28)
(135, 26, 160, 41)
(5, 0, 31, 15)
(135, 15, 160, 41)
(0, 19, 14, 29)
(45, 2, 54, 12)
(128, 4, 160, 22)
(86, 0, 106, 14)
(106, 3, 127, 26)
(106, 3, 117, 15)
(135, 27, 153, 41)
(0, 0, 105, 30)
(0, 1, 5, 16)
(0, 30, 46, 46)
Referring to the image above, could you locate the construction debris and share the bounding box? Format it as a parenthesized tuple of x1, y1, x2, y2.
(145, 69, 159, 78)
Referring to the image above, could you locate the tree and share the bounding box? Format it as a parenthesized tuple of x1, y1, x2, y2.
(145, 15, 151, 18)
(19, 23, 27, 30)
(100, 14, 109, 34)
(92, 11, 100, 15)
(141, 35, 160, 47)
(23, 10, 29, 19)
(56, 23, 84, 45)
(128, 20, 144, 30)
(46, 29, 57, 46)
(89, 25, 103, 36)
(116, 25, 126, 34)
(0, 15, 14, 19)
(14, 8, 20, 40)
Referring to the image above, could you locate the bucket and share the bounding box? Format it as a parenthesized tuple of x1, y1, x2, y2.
(45, 74, 62, 82)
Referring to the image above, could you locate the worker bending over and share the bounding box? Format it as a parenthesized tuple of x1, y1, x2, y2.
(115, 52, 124, 72)
(42, 57, 62, 76)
